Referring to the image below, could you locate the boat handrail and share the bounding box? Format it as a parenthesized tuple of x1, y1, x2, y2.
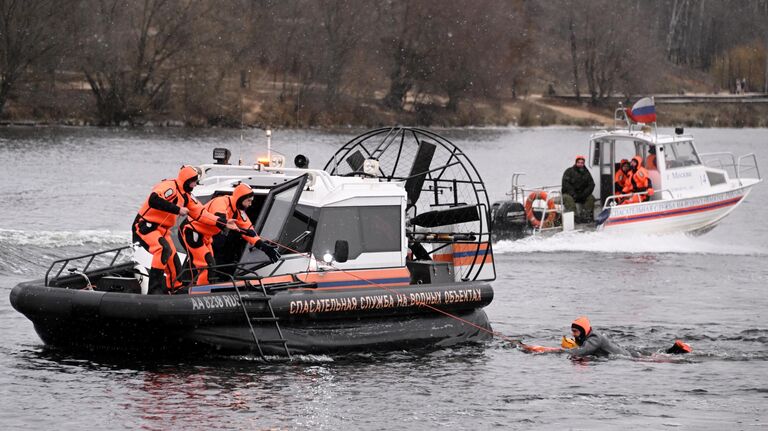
(699, 151, 761, 184)
(737, 153, 761, 182)
(699, 151, 737, 171)
(518, 185, 562, 195)
(602, 189, 674, 209)
(45, 245, 133, 287)
(505, 173, 526, 201)
(505, 175, 563, 204)
(518, 187, 563, 235)
(531, 204, 562, 235)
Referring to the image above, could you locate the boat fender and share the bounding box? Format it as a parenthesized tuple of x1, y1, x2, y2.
(524, 191, 557, 228)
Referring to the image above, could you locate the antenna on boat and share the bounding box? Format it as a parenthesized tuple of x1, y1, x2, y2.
(266, 129, 272, 162)
(239, 80, 245, 166)
(615, 101, 630, 129)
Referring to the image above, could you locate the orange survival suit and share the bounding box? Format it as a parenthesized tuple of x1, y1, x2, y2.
(133, 166, 217, 294)
(569, 316, 630, 357)
(614, 159, 632, 203)
(622, 155, 652, 205)
(179, 183, 280, 285)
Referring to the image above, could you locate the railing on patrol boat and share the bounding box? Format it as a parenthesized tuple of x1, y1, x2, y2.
(45, 245, 133, 287)
(512, 182, 564, 235)
(602, 189, 675, 209)
(504, 173, 566, 234)
(699, 152, 761, 185)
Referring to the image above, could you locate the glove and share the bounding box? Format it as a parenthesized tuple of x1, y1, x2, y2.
(522, 344, 562, 353)
(254, 239, 281, 263)
(561, 336, 577, 349)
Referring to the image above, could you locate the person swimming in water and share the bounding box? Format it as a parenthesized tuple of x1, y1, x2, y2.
(522, 316, 692, 357)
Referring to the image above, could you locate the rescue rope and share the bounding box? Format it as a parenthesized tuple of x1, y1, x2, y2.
(147, 203, 526, 346)
(260, 237, 524, 347)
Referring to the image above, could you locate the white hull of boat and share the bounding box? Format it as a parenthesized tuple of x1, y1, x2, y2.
(598, 179, 760, 235)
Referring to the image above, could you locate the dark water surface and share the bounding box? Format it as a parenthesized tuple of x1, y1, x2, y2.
(1, 126, 766, 429)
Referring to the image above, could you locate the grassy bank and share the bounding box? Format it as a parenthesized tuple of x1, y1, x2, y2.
(2, 83, 767, 128)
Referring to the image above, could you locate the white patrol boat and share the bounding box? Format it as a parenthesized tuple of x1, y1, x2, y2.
(492, 103, 762, 239)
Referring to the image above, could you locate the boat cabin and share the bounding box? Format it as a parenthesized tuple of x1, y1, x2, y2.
(589, 127, 737, 206)
(191, 161, 407, 277)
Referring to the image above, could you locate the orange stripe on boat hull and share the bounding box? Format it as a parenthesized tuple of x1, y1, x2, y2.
(433, 242, 492, 266)
(295, 267, 411, 290)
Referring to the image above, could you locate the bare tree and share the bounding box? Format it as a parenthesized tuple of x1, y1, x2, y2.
(379, 1, 435, 110)
(557, 1, 662, 104)
(316, 0, 369, 107)
(568, 7, 580, 100)
(0, 0, 61, 116)
(414, 0, 529, 111)
(77, 0, 209, 125)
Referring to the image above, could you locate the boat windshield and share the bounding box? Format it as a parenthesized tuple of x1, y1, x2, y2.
(665, 140, 701, 168)
(274, 204, 320, 255)
(238, 175, 307, 268)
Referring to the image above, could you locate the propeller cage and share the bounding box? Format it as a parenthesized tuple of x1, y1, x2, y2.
(324, 127, 495, 282)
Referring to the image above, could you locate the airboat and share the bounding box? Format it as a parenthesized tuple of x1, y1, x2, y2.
(11, 127, 496, 359)
(492, 104, 762, 241)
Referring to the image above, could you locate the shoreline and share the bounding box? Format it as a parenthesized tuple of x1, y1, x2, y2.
(3, 94, 768, 129)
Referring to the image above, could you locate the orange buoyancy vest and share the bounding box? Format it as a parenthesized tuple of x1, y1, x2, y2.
(614, 169, 632, 193)
(137, 167, 209, 228)
(188, 186, 259, 245)
(645, 153, 657, 170)
(631, 156, 650, 191)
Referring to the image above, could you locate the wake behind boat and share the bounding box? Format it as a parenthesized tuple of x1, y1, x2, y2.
(492, 98, 762, 241)
(10, 127, 496, 359)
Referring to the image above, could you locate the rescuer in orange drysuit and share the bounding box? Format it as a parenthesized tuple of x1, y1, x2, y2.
(523, 316, 693, 357)
(622, 155, 653, 204)
(133, 166, 235, 294)
(614, 159, 632, 204)
(645, 145, 657, 170)
(179, 183, 280, 285)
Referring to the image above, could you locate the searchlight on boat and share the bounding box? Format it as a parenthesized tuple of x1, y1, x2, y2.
(363, 158, 380, 177)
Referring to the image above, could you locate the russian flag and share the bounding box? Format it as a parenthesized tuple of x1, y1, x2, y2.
(626, 97, 656, 123)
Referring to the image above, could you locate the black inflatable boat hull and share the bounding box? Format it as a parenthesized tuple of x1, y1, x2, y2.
(10, 281, 494, 355)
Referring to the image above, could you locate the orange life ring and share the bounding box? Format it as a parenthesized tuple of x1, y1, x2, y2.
(524, 191, 557, 228)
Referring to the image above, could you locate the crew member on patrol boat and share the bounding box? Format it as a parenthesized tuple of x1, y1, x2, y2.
(645, 146, 657, 170)
(561, 155, 595, 222)
(614, 159, 632, 203)
(179, 183, 280, 286)
(622, 155, 653, 204)
(133, 166, 234, 294)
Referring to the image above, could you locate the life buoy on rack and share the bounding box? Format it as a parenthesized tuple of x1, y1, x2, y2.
(524, 191, 557, 228)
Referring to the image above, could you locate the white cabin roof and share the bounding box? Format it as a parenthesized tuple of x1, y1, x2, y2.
(590, 129, 695, 145)
(194, 164, 406, 208)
